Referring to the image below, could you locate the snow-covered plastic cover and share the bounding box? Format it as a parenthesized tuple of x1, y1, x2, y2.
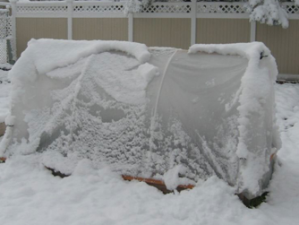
(0, 39, 280, 199)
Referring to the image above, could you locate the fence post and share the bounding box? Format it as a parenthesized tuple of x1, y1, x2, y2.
(128, 12, 133, 42)
(66, 0, 73, 40)
(250, 21, 256, 42)
(9, 0, 17, 60)
(191, 0, 197, 45)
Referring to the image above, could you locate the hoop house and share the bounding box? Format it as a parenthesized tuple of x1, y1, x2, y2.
(0, 40, 280, 199)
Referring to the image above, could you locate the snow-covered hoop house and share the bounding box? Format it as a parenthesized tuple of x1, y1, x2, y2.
(0, 39, 281, 199)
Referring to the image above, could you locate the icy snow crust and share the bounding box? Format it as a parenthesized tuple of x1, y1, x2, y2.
(0, 40, 280, 199)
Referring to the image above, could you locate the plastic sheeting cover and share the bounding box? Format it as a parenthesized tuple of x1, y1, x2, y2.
(0, 40, 280, 198)
(149, 51, 248, 186)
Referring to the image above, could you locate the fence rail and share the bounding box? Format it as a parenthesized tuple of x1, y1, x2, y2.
(1, 1, 297, 19)
(5, 1, 298, 45)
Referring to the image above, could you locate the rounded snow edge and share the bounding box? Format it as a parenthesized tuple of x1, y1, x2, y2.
(27, 39, 151, 75)
(188, 42, 278, 80)
(189, 42, 269, 60)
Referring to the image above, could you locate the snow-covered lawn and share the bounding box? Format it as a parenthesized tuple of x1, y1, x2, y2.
(0, 69, 298, 225)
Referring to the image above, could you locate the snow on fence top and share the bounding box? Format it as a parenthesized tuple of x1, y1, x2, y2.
(0, 39, 280, 199)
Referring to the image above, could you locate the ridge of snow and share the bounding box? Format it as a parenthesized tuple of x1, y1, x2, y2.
(9, 39, 151, 82)
(189, 42, 277, 83)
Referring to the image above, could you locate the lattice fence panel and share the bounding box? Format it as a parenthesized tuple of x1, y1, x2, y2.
(0, 40, 7, 65)
(197, 3, 247, 14)
(282, 3, 299, 15)
(73, 4, 124, 14)
(5, 16, 13, 38)
(0, 9, 8, 64)
(11, 2, 299, 17)
(0, 11, 7, 39)
(16, 5, 67, 14)
(141, 3, 192, 14)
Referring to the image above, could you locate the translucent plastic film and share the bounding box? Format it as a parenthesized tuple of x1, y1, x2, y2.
(2, 47, 277, 193)
(147, 51, 248, 184)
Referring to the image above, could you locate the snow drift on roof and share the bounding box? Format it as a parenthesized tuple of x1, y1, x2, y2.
(10, 39, 151, 82)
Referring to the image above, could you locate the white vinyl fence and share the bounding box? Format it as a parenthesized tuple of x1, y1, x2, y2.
(0, 1, 299, 70)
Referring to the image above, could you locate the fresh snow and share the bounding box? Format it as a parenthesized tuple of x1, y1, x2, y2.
(247, 0, 289, 28)
(0, 66, 299, 224)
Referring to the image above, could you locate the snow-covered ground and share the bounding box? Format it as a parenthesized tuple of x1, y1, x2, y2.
(0, 69, 298, 225)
